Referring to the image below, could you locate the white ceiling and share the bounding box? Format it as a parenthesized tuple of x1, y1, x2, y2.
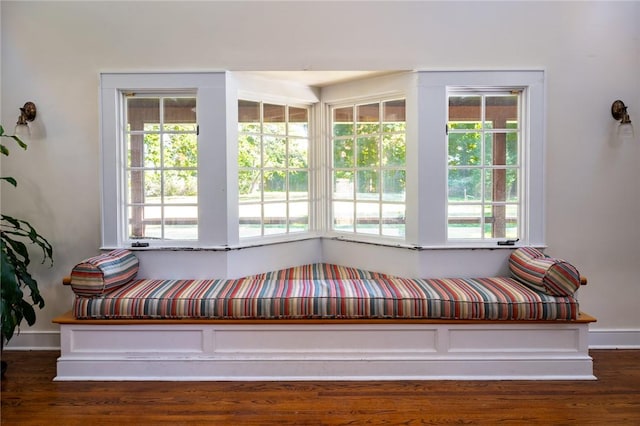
(244, 71, 400, 87)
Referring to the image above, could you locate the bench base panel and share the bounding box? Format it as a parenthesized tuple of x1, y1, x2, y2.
(55, 320, 595, 381)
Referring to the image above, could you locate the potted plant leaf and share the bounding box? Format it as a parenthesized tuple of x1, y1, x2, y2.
(1, 125, 53, 377)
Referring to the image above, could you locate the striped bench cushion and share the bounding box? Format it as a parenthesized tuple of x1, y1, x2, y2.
(244, 263, 394, 280)
(73, 266, 578, 320)
(70, 249, 139, 297)
(509, 247, 581, 296)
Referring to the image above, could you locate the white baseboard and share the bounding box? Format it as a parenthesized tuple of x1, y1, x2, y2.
(3, 331, 60, 351)
(4, 329, 640, 351)
(588, 329, 640, 349)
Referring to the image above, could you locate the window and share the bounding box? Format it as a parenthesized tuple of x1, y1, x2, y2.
(237, 100, 310, 238)
(447, 91, 521, 240)
(415, 70, 544, 247)
(100, 72, 227, 248)
(330, 99, 406, 237)
(100, 71, 543, 250)
(125, 95, 198, 241)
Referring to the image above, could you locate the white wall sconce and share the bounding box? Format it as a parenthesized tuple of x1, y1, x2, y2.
(14, 101, 37, 140)
(611, 100, 634, 142)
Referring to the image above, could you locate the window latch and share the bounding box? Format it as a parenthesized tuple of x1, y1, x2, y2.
(497, 239, 519, 246)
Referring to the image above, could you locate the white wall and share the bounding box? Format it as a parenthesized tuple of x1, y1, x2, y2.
(1, 1, 638, 346)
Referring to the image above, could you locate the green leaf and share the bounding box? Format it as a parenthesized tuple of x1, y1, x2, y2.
(11, 135, 28, 150)
(0, 143, 8, 156)
(21, 300, 37, 326)
(1, 176, 17, 187)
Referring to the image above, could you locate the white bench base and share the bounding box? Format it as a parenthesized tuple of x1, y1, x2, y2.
(54, 314, 596, 381)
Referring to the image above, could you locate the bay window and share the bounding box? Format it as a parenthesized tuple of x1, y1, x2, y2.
(100, 70, 544, 250)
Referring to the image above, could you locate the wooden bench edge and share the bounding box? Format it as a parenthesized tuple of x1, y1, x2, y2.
(52, 310, 597, 325)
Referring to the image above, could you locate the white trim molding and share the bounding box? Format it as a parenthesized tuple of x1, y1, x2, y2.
(53, 321, 595, 381)
(588, 329, 640, 349)
(3, 330, 61, 351)
(5, 329, 639, 353)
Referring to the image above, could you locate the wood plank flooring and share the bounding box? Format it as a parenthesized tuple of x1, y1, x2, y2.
(2, 350, 639, 425)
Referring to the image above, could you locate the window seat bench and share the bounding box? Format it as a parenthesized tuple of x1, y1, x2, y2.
(53, 247, 596, 381)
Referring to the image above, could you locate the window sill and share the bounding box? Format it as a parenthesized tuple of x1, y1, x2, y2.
(102, 235, 543, 252)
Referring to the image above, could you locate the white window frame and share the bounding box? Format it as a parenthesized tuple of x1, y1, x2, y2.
(100, 72, 229, 248)
(328, 97, 407, 239)
(237, 98, 313, 239)
(100, 71, 544, 250)
(414, 70, 545, 247)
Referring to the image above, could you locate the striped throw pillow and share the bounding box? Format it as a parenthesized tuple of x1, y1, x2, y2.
(70, 249, 139, 297)
(509, 247, 581, 296)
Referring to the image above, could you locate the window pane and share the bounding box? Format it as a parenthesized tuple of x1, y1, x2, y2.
(128, 206, 162, 240)
(506, 205, 519, 239)
(263, 136, 286, 168)
(238, 100, 260, 122)
(333, 201, 354, 231)
(128, 134, 160, 168)
(263, 171, 286, 201)
(289, 171, 308, 197)
(164, 205, 197, 240)
(263, 103, 286, 135)
(289, 202, 308, 233)
(382, 133, 405, 166)
(127, 205, 145, 239)
(163, 133, 197, 168)
(163, 170, 197, 201)
(127, 98, 159, 131)
(238, 134, 261, 168)
(383, 99, 406, 123)
(334, 139, 354, 168)
(484, 169, 518, 203)
(382, 170, 405, 202)
(289, 107, 308, 137)
(357, 137, 379, 167)
(485, 95, 518, 129)
(448, 204, 482, 239)
(333, 171, 354, 200)
(127, 170, 145, 204)
(333, 107, 354, 136)
(485, 132, 518, 166)
(289, 138, 308, 168)
(356, 170, 379, 200)
(141, 170, 161, 200)
(239, 203, 261, 238)
(264, 203, 287, 235)
(357, 103, 379, 122)
(483, 204, 518, 239)
(448, 168, 481, 201)
(448, 133, 481, 166)
(239, 170, 261, 200)
(356, 202, 379, 234)
(449, 96, 481, 122)
(357, 103, 380, 135)
(382, 204, 405, 237)
(163, 97, 196, 132)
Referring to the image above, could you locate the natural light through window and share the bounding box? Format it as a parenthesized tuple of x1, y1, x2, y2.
(125, 94, 198, 241)
(238, 100, 310, 238)
(447, 91, 521, 241)
(330, 99, 406, 237)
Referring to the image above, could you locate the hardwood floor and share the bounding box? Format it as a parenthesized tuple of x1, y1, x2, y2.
(2, 350, 639, 425)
